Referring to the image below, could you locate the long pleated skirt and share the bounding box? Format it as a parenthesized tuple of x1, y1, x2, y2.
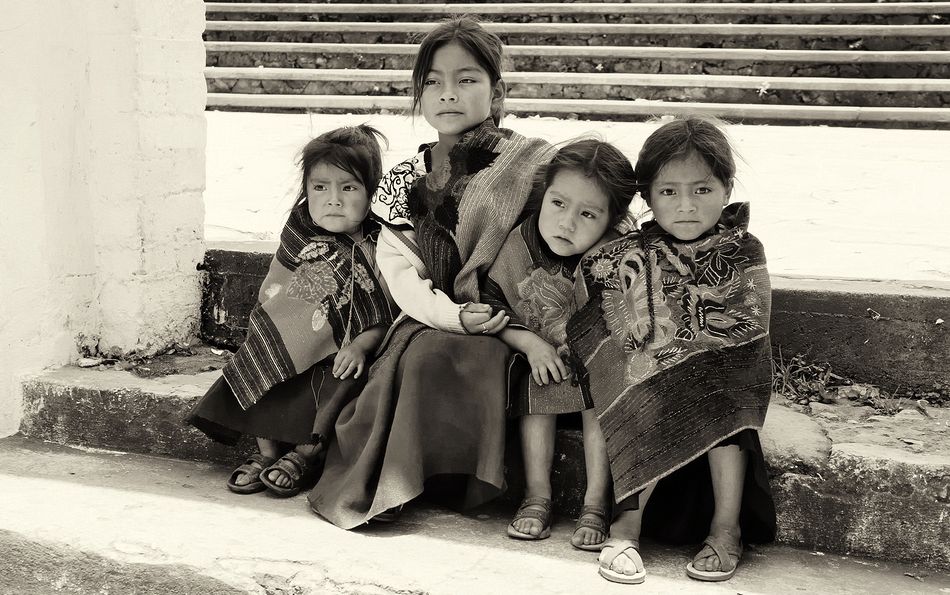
(308, 325, 510, 529)
(185, 356, 363, 447)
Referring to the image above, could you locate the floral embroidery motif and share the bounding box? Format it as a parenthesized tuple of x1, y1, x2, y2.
(287, 261, 337, 304)
(516, 267, 574, 352)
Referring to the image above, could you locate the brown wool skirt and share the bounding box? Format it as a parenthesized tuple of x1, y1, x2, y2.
(185, 356, 364, 447)
(308, 327, 510, 529)
(620, 429, 776, 546)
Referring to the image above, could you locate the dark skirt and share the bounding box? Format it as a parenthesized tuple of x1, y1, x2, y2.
(620, 429, 776, 546)
(185, 356, 364, 447)
(308, 326, 510, 529)
(507, 353, 593, 417)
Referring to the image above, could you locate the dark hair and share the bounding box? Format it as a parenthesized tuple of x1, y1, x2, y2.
(410, 16, 506, 126)
(635, 116, 736, 204)
(530, 139, 637, 227)
(294, 124, 387, 207)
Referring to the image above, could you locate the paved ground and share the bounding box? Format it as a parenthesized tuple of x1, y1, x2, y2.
(1, 436, 947, 595)
(204, 111, 950, 283)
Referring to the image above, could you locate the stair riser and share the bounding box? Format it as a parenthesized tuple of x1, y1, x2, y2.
(203, 30, 950, 51)
(204, 12, 948, 26)
(201, 248, 950, 401)
(206, 52, 950, 79)
(206, 77, 950, 108)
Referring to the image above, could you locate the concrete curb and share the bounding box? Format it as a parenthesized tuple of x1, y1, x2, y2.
(200, 245, 950, 400)
(18, 367, 950, 570)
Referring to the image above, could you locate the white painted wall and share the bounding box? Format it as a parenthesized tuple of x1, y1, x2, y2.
(0, 0, 206, 436)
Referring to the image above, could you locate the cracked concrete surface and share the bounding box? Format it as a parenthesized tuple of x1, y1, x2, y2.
(1, 436, 949, 594)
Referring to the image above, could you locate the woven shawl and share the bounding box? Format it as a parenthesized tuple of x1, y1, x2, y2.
(373, 118, 555, 303)
(482, 214, 591, 413)
(568, 202, 772, 503)
(223, 204, 396, 410)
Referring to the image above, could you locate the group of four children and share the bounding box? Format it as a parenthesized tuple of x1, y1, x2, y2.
(187, 16, 776, 585)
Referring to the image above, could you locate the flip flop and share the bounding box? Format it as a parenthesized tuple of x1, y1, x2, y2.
(506, 496, 553, 540)
(259, 450, 322, 498)
(226, 453, 276, 494)
(598, 539, 646, 584)
(686, 536, 743, 582)
(571, 504, 610, 551)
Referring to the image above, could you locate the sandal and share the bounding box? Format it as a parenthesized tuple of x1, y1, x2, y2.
(226, 453, 276, 494)
(506, 496, 553, 540)
(685, 535, 743, 582)
(259, 450, 322, 498)
(598, 539, 646, 585)
(371, 504, 405, 523)
(571, 504, 609, 551)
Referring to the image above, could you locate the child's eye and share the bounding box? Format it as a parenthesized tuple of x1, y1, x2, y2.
(695, 187, 712, 195)
(423, 78, 439, 86)
(312, 184, 326, 191)
(343, 184, 361, 192)
(459, 77, 477, 84)
(550, 198, 565, 208)
(581, 211, 597, 219)
(658, 188, 676, 196)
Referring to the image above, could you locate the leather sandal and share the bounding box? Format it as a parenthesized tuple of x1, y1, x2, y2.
(259, 450, 322, 498)
(506, 496, 553, 540)
(226, 453, 277, 494)
(685, 535, 743, 582)
(571, 504, 610, 551)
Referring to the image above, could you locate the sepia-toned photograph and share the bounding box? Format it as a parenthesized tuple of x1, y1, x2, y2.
(1, 1, 948, 593)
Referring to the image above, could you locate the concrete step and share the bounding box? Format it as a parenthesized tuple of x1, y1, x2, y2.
(202, 21, 950, 50)
(203, 1, 950, 25)
(200, 244, 950, 402)
(205, 41, 950, 79)
(206, 67, 950, 108)
(3, 435, 948, 594)
(16, 366, 950, 571)
(205, 92, 950, 127)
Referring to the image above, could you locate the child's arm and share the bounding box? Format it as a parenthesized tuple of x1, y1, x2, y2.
(377, 226, 500, 333)
(332, 325, 387, 380)
(499, 328, 569, 387)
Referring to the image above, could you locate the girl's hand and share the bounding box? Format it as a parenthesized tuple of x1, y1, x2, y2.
(460, 303, 509, 335)
(333, 344, 367, 379)
(523, 335, 569, 386)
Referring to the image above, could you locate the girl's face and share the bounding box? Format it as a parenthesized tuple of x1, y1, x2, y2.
(648, 151, 731, 241)
(420, 42, 503, 144)
(305, 161, 369, 236)
(538, 169, 612, 257)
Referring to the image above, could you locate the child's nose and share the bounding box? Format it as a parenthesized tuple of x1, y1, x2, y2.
(439, 84, 458, 102)
(677, 195, 695, 211)
(559, 215, 575, 231)
(327, 189, 342, 205)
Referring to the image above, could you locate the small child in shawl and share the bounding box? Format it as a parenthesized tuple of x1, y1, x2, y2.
(481, 139, 637, 550)
(186, 125, 397, 498)
(570, 117, 776, 585)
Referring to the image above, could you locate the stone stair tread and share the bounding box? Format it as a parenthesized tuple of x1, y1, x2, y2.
(204, 1, 950, 16)
(205, 66, 950, 92)
(204, 40, 950, 62)
(205, 93, 950, 123)
(2, 434, 946, 594)
(205, 20, 950, 36)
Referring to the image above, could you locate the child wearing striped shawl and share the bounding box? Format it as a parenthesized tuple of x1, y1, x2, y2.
(186, 125, 397, 498)
(481, 139, 636, 551)
(570, 117, 776, 585)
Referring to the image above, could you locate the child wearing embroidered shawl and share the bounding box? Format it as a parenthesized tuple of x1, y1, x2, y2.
(481, 139, 637, 551)
(186, 125, 396, 498)
(569, 118, 776, 585)
(307, 17, 555, 529)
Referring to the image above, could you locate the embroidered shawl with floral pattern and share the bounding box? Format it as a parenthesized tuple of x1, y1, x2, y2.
(223, 204, 397, 410)
(482, 214, 592, 414)
(568, 202, 772, 503)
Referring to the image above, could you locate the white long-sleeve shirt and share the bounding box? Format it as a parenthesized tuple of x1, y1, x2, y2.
(375, 225, 466, 334)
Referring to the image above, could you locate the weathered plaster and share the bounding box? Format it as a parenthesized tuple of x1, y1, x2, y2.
(0, 0, 206, 436)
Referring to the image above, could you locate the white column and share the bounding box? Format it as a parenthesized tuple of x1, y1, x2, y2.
(0, 0, 207, 436)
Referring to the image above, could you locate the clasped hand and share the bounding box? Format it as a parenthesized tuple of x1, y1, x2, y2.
(460, 303, 509, 335)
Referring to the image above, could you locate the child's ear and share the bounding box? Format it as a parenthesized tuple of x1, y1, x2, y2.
(492, 79, 507, 107)
(723, 181, 733, 203)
